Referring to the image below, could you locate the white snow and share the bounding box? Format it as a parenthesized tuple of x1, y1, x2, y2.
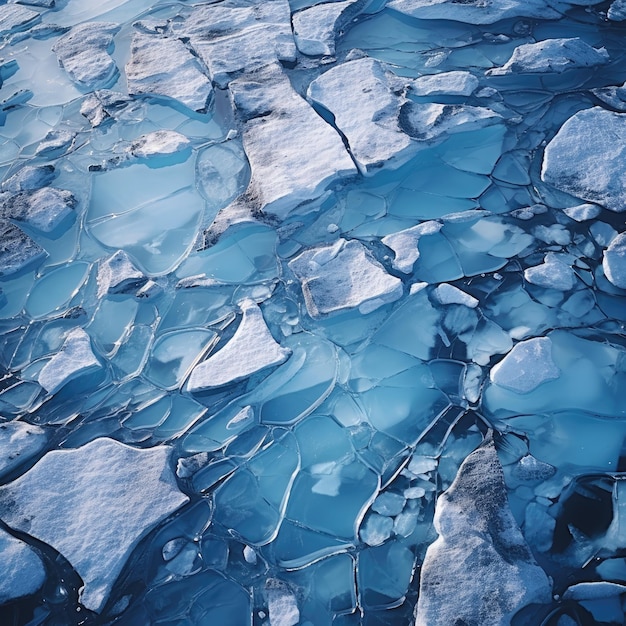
(490, 336, 560, 394)
(382, 221, 442, 273)
(488, 38, 608, 75)
(126, 33, 213, 113)
(542, 107, 626, 213)
(414, 439, 552, 625)
(0, 438, 188, 612)
(227, 65, 356, 219)
(563, 203, 601, 222)
(0, 528, 46, 604)
(293, 1, 357, 56)
(186, 299, 290, 392)
(266, 579, 300, 626)
(563, 582, 626, 600)
(38, 328, 101, 394)
(308, 57, 416, 174)
(433, 283, 479, 308)
(52, 22, 120, 90)
(524, 253, 576, 291)
(96, 250, 147, 298)
(289, 239, 403, 317)
(2, 187, 76, 233)
(409, 71, 478, 96)
(2, 165, 56, 192)
(0, 220, 47, 277)
(0, 5, 40, 35)
(603, 232, 626, 289)
(387, 0, 561, 24)
(129, 130, 190, 159)
(0, 421, 47, 478)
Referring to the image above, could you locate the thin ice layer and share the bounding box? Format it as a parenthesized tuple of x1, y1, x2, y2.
(0, 438, 189, 612)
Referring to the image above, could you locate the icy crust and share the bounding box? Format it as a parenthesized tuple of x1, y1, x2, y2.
(0, 528, 46, 605)
(415, 439, 552, 625)
(603, 232, 626, 289)
(125, 33, 213, 113)
(227, 65, 356, 218)
(0, 421, 47, 478)
(488, 38, 609, 75)
(289, 239, 403, 317)
(178, 0, 296, 89)
(187, 299, 291, 392)
(542, 107, 626, 213)
(38, 328, 101, 394)
(52, 22, 120, 90)
(0, 438, 189, 612)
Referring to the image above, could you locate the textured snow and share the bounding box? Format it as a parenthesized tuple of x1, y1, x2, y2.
(266, 580, 300, 626)
(289, 238, 403, 317)
(126, 33, 213, 113)
(0, 438, 188, 612)
(488, 38, 609, 75)
(603, 232, 626, 289)
(0, 421, 47, 478)
(542, 107, 626, 213)
(1, 187, 76, 233)
(308, 57, 416, 174)
(490, 337, 560, 394)
(414, 439, 552, 625)
(433, 283, 479, 308)
(524, 253, 576, 291)
(0, 528, 46, 604)
(187, 299, 291, 392)
(96, 250, 147, 298)
(129, 130, 190, 159)
(52, 22, 120, 90)
(38, 328, 101, 394)
(409, 71, 478, 96)
(0, 5, 40, 35)
(382, 221, 442, 273)
(0, 221, 46, 277)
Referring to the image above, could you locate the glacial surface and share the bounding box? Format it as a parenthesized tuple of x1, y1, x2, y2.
(0, 0, 625, 625)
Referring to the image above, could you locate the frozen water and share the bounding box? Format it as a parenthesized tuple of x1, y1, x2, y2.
(0, 438, 188, 612)
(0, 0, 626, 622)
(415, 439, 552, 625)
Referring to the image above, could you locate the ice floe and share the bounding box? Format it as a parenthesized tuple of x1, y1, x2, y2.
(0, 528, 45, 605)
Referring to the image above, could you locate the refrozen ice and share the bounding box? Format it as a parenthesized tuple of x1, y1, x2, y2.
(414, 439, 552, 625)
(0, 438, 188, 612)
(490, 336, 560, 394)
(187, 299, 290, 392)
(0, 528, 46, 604)
(542, 107, 626, 213)
(126, 33, 213, 113)
(289, 238, 403, 317)
(488, 38, 609, 75)
(52, 22, 120, 90)
(38, 328, 101, 394)
(603, 232, 626, 289)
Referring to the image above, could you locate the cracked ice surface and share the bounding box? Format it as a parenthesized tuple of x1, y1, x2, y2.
(1, 0, 626, 624)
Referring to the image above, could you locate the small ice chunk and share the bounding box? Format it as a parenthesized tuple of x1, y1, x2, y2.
(35, 129, 76, 157)
(126, 33, 213, 113)
(372, 492, 406, 516)
(399, 102, 501, 142)
(308, 57, 417, 174)
(0, 528, 46, 604)
(360, 514, 394, 546)
(96, 250, 148, 298)
(80, 89, 130, 127)
(0, 438, 188, 612)
(563, 203, 601, 222)
(490, 336, 560, 394)
(0, 421, 47, 478)
(243, 545, 257, 564)
(2, 187, 76, 233)
(524, 254, 576, 291)
(488, 38, 608, 75)
(603, 232, 626, 289)
(542, 107, 626, 213)
(293, 1, 358, 57)
(0, 220, 47, 277)
(608, 0, 626, 20)
(408, 455, 437, 475)
(433, 284, 479, 308)
(53, 22, 120, 90)
(0, 5, 40, 35)
(414, 439, 552, 625)
(2, 165, 56, 192)
(409, 71, 478, 97)
(289, 239, 403, 318)
(563, 582, 626, 600)
(266, 579, 300, 626)
(129, 130, 190, 159)
(187, 300, 290, 392)
(38, 328, 101, 394)
(382, 221, 442, 273)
